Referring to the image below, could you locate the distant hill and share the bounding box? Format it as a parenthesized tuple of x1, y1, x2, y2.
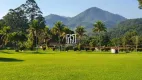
(45, 14, 71, 27)
(45, 7, 127, 30)
(108, 18, 142, 38)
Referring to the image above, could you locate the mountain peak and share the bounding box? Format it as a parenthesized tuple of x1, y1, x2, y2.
(45, 7, 127, 30)
(87, 7, 102, 10)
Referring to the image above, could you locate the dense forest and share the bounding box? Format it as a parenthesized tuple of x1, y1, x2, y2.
(109, 18, 142, 38)
(0, 0, 142, 52)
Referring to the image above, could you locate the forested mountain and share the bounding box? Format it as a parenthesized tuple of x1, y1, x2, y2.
(45, 14, 71, 27)
(45, 7, 126, 30)
(109, 18, 142, 38)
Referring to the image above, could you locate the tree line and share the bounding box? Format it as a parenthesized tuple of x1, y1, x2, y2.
(0, 0, 142, 52)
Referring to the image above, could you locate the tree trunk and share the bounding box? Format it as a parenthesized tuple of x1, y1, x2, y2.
(36, 30, 38, 52)
(99, 31, 101, 52)
(136, 36, 138, 52)
(31, 30, 35, 50)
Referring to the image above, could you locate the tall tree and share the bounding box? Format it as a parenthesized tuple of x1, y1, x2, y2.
(75, 26, 86, 50)
(52, 21, 65, 51)
(43, 26, 52, 46)
(19, 0, 43, 22)
(62, 26, 74, 44)
(3, 9, 28, 32)
(28, 19, 45, 52)
(122, 31, 137, 51)
(93, 21, 106, 50)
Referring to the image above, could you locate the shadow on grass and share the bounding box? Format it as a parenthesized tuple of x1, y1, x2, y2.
(0, 57, 24, 62)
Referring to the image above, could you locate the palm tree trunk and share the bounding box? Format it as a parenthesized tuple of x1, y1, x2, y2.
(136, 36, 138, 52)
(98, 31, 101, 52)
(36, 30, 38, 52)
(78, 36, 81, 51)
(58, 33, 61, 51)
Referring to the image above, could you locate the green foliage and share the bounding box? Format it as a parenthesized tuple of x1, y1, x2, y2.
(25, 37, 33, 49)
(52, 21, 65, 35)
(109, 18, 142, 38)
(138, 0, 142, 9)
(9, 32, 27, 43)
(89, 38, 97, 47)
(93, 21, 106, 33)
(0, 26, 11, 47)
(111, 38, 121, 46)
(8, 32, 27, 51)
(75, 26, 86, 37)
(0, 19, 6, 29)
(1, 0, 141, 51)
(3, 9, 28, 32)
(123, 31, 137, 46)
(20, 0, 43, 21)
(92, 21, 107, 50)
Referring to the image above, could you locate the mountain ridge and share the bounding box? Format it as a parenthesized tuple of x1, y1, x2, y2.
(45, 7, 127, 30)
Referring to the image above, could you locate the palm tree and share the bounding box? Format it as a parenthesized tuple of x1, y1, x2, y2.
(52, 21, 65, 51)
(28, 19, 45, 52)
(93, 21, 106, 51)
(42, 26, 52, 47)
(75, 26, 86, 50)
(62, 26, 74, 43)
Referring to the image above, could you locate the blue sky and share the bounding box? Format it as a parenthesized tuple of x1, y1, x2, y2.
(0, 0, 142, 19)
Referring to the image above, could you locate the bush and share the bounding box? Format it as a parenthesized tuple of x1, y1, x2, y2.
(137, 48, 142, 52)
(6, 47, 13, 50)
(104, 47, 111, 51)
(128, 47, 135, 52)
(74, 47, 78, 51)
(68, 46, 74, 50)
(53, 47, 56, 51)
(91, 48, 95, 51)
(30, 47, 34, 51)
(65, 47, 69, 51)
(19, 46, 25, 51)
(42, 45, 46, 51)
(85, 48, 90, 51)
(15, 49, 19, 52)
(80, 46, 85, 51)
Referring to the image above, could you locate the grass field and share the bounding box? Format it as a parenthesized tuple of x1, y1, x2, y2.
(0, 50, 142, 80)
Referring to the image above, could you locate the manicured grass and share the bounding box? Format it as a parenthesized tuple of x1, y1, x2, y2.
(0, 50, 142, 80)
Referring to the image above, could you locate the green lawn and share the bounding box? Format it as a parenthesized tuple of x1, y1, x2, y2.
(0, 50, 142, 80)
